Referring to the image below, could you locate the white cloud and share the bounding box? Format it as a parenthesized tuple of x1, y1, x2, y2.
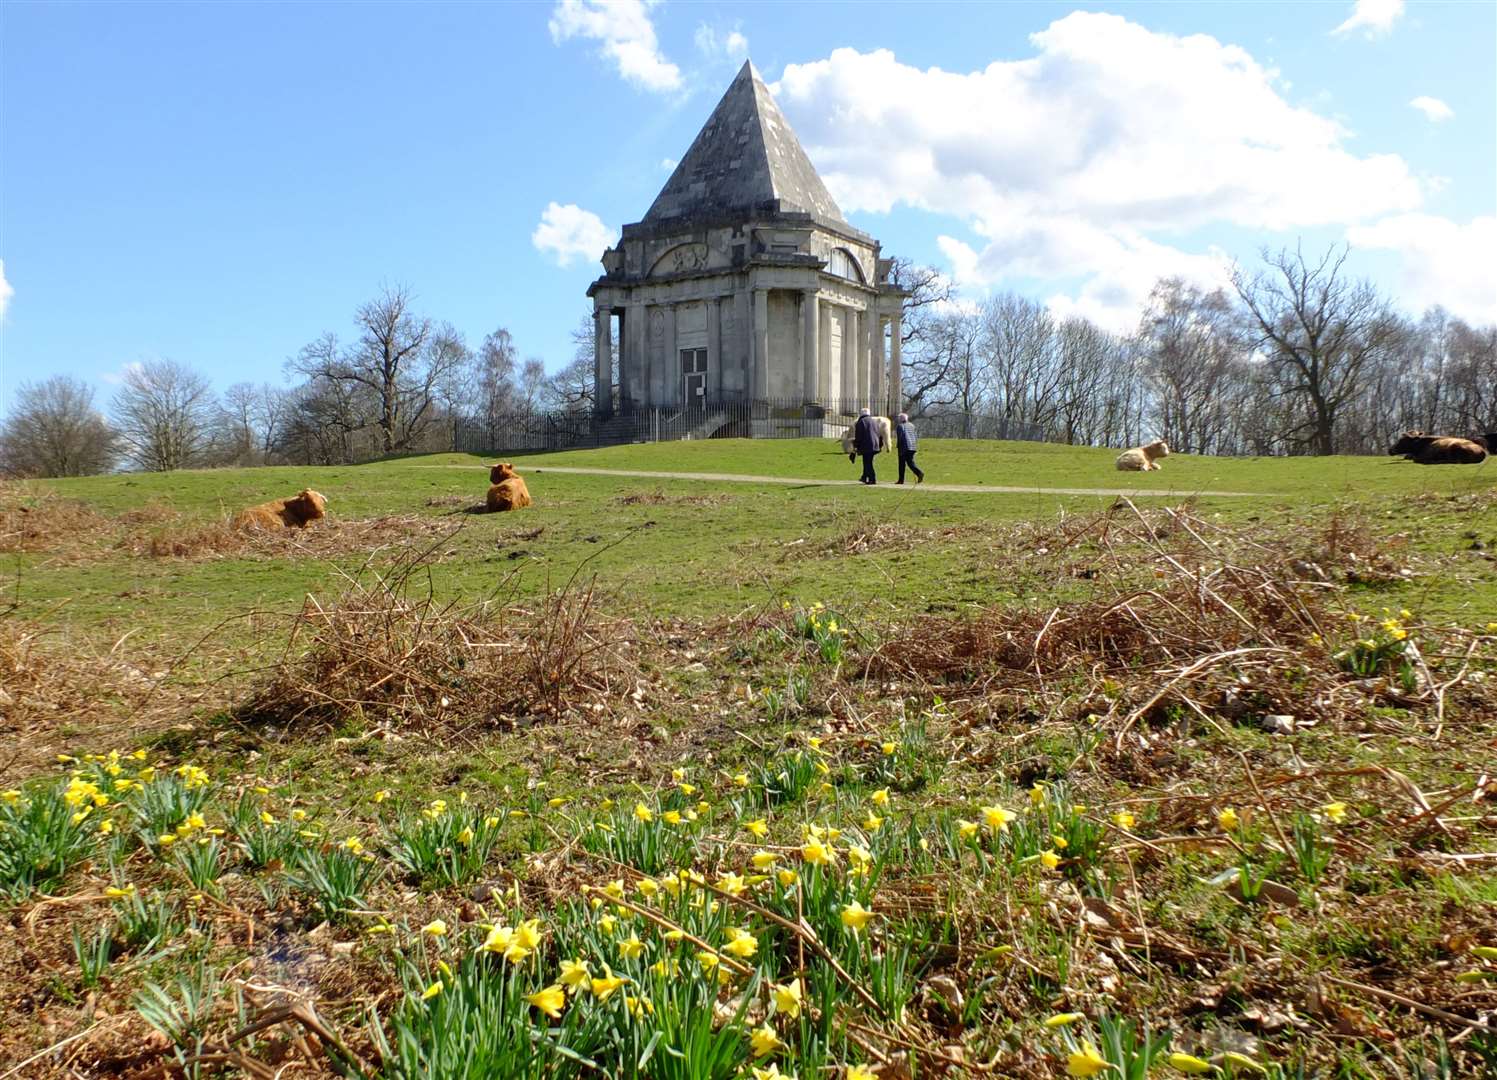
(772, 14, 1425, 327)
(100, 361, 145, 386)
(1409, 95, 1454, 123)
(660, 157, 678, 171)
(1347, 214, 1497, 323)
(1332, 0, 1405, 38)
(695, 23, 748, 60)
(549, 0, 681, 93)
(0, 260, 12, 320)
(532, 202, 618, 269)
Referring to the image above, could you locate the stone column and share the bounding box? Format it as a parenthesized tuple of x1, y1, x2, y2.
(661, 303, 677, 406)
(753, 287, 769, 400)
(707, 297, 721, 402)
(850, 305, 862, 407)
(801, 289, 819, 404)
(889, 309, 903, 413)
(853, 307, 868, 406)
(593, 307, 612, 418)
(818, 303, 832, 402)
(871, 310, 886, 411)
(625, 303, 644, 408)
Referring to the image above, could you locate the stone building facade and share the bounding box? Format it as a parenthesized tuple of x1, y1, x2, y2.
(587, 61, 907, 426)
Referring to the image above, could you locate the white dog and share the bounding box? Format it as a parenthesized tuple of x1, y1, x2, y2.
(841, 416, 893, 460)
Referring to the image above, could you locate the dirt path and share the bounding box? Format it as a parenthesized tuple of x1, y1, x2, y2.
(430, 463, 1267, 498)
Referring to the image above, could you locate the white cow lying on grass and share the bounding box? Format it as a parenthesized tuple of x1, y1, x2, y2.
(840, 416, 893, 460)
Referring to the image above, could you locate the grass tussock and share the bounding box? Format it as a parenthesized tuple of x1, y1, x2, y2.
(240, 541, 632, 731)
(0, 490, 115, 557)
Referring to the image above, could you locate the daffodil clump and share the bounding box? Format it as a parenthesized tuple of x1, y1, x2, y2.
(786, 600, 851, 665)
(1335, 608, 1418, 686)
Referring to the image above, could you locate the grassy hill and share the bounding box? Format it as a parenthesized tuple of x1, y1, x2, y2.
(3, 440, 1495, 1078)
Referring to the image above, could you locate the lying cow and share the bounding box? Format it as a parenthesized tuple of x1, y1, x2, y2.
(840, 415, 893, 461)
(232, 489, 328, 530)
(1388, 432, 1487, 465)
(486, 462, 532, 511)
(1115, 439, 1170, 472)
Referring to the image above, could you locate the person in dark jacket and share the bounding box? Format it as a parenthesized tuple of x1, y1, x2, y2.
(894, 413, 923, 484)
(853, 408, 883, 485)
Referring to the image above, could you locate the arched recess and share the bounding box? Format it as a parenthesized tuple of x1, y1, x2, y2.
(649, 243, 710, 277)
(827, 247, 866, 284)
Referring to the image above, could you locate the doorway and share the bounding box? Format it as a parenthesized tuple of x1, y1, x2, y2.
(680, 348, 707, 405)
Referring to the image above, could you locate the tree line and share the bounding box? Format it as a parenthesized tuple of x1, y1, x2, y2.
(895, 243, 1495, 456)
(3, 244, 1493, 477)
(0, 285, 599, 477)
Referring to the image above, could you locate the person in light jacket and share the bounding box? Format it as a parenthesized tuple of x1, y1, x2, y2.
(894, 413, 924, 485)
(853, 408, 883, 485)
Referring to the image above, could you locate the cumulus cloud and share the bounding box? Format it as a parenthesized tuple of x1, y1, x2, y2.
(772, 13, 1425, 327)
(1332, 0, 1405, 38)
(1409, 95, 1454, 123)
(532, 202, 618, 269)
(0, 260, 12, 320)
(1347, 214, 1497, 323)
(549, 0, 681, 93)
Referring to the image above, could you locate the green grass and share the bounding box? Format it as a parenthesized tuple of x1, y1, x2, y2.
(7, 439, 1496, 650)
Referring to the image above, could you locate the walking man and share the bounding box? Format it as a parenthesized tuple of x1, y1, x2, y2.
(894, 412, 924, 485)
(853, 407, 883, 485)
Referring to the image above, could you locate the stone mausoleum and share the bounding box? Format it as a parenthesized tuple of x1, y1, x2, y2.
(587, 61, 907, 434)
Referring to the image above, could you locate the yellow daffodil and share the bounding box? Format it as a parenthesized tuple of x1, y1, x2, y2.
(157, 833, 177, 846)
(1, 789, 20, 805)
(777, 868, 799, 887)
(723, 927, 759, 958)
(626, 993, 654, 1018)
(259, 810, 276, 825)
(696, 800, 711, 815)
(981, 805, 1016, 832)
(373, 789, 390, 803)
(848, 1068, 878, 1080)
(847, 844, 872, 869)
(751, 850, 778, 869)
(514, 918, 542, 951)
(618, 934, 644, 959)
(732, 772, 750, 788)
(637, 877, 660, 898)
(1051, 835, 1068, 849)
(291, 808, 309, 822)
(663, 810, 683, 826)
(603, 879, 626, 900)
(718, 871, 747, 895)
(743, 817, 770, 838)
(421, 981, 443, 1001)
(773, 977, 803, 1018)
(590, 964, 627, 1000)
(800, 836, 835, 865)
(663, 929, 685, 941)
(881, 741, 897, 756)
(749, 1023, 782, 1058)
(456, 826, 474, 846)
(1320, 801, 1348, 824)
(678, 782, 696, 795)
(422, 919, 447, 937)
(1030, 783, 1047, 806)
(1217, 807, 1239, 831)
(366, 921, 395, 934)
(1045, 1012, 1084, 1027)
(753, 1065, 791, 1080)
(634, 802, 653, 822)
(956, 818, 979, 840)
(104, 884, 136, 899)
(1112, 811, 1136, 829)
(841, 900, 875, 932)
(697, 950, 720, 971)
(599, 798, 614, 811)
(1067, 1040, 1109, 1077)
(560, 958, 591, 992)
(1166, 1052, 1214, 1074)
(870, 788, 890, 807)
(1040, 849, 1061, 870)
(527, 984, 566, 1019)
(340, 837, 365, 855)
(598, 913, 618, 936)
(98, 819, 115, 835)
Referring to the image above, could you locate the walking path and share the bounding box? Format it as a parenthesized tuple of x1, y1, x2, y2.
(432, 463, 1266, 498)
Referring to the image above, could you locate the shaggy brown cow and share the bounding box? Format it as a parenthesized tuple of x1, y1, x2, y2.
(1388, 432, 1487, 465)
(486, 462, 532, 512)
(232, 489, 328, 530)
(1115, 439, 1170, 472)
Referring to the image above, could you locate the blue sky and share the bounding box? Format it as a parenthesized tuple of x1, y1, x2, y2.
(2, 0, 1493, 414)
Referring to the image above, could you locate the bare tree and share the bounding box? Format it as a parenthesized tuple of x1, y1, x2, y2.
(1233, 245, 1404, 455)
(546, 356, 596, 415)
(888, 257, 956, 411)
(1135, 279, 1242, 454)
(110, 359, 216, 471)
(289, 285, 466, 455)
(0, 376, 119, 477)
